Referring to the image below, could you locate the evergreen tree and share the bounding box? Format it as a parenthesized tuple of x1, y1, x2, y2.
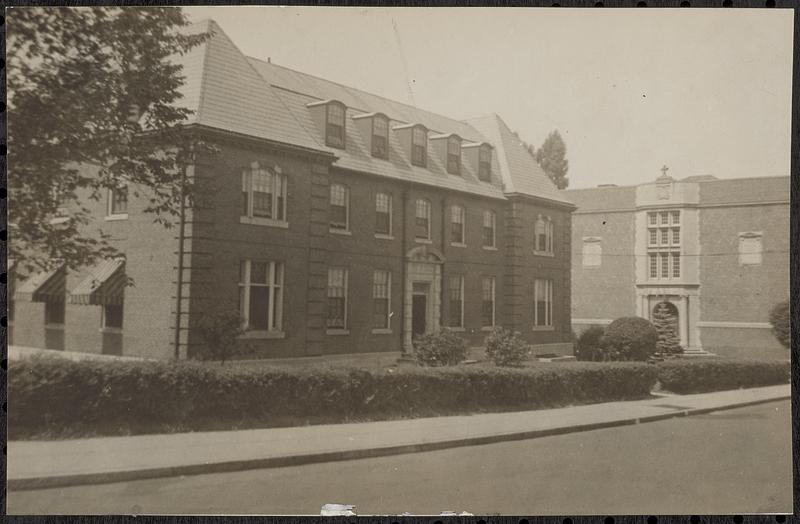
(652, 303, 682, 356)
(533, 130, 570, 189)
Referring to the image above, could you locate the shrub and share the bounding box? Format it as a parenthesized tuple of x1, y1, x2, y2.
(652, 303, 683, 356)
(8, 356, 658, 439)
(768, 301, 790, 349)
(574, 325, 606, 361)
(193, 310, 247, 364)
(657, 358, 790, 394)
(484, 327, 531, 367)
(412, 328, 467, 367)
(602, 317, 658, 361)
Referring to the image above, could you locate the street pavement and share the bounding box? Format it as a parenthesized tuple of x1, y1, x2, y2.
(7, 384, 790, 490)
(7, 400, 792, 515)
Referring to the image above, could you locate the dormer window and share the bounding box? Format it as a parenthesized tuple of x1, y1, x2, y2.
(447, 136, 461, 175)
(412, 126, 427, 167)
(478, 144, 492, 181)
(326, 102, 346, 149)
(372, 115, 389, 159)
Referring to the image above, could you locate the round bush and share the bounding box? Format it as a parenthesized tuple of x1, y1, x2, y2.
(602, 317, 658, 361)
(485, 327, 531, 367)
(574, 325, 606, 361)
(768, 301, 790, 349)
(412, 329, 467, 367)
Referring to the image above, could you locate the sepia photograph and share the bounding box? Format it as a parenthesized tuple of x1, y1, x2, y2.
(4, 5, 794, 516)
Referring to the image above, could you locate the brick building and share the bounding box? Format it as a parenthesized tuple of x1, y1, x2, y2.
(10, 20, 576, 360)
(565, 172, 789, 359)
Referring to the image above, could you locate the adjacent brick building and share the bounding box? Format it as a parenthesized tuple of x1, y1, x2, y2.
(565, 172, 789, 359)
(10, 20, 576, 360)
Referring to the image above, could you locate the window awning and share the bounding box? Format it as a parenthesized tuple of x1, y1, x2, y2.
(16, 265, 66, 303)
(69, 258, 126, 306)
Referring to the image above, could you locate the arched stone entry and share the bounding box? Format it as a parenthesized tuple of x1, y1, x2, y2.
(404, 246, 444, 350)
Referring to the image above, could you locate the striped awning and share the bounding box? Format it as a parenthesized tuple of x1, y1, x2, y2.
(69, 258, 126, 306)
(16, 265, 67, 303)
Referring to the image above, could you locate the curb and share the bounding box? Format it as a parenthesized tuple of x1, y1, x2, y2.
(8, 394, 790, 491)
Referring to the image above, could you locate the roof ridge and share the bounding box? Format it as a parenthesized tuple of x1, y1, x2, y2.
(246, 56, 486, 137)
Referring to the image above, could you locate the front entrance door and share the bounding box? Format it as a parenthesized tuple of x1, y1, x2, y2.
(412, 295, 427, 336)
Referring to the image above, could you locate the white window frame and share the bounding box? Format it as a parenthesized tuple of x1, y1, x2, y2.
(482, 210, 497, 249)
(446, 136, 461, 175)
(739, 232, 763, 266)
(371, 115, 389, 159)
(582, 237, 602, 267)
(448, 274, 464, 329)
(372, 269, 392, 333)
(411, 125, 427, 167)
(329, 183, 350, 234)
(326, 102, 346, 149)
(239, 260, 284, 337)
(481, 276, 496, 330)
(415, 198, 432, 241)
(450, 205, 466, 247)
(240, 163, 288, 228)
(106, 184, 129, 221)
(647, 209, 681, 280)
(534, 215, 554, 256)
(326, 267, 349, 334)
(375, 192, 393, 238)
(533, 278, 554, 330)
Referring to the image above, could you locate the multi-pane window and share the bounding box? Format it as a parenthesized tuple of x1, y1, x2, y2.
(647, 210, 680, 279)
(481, 276, 496, 327)
(478, 145, 492, 181)
(535, 215, 554, 254)
(327, 267, 348, 330)
(446, 136, 461, 175)
(482, 210, 496, 248)
(415, 199, 431, 239)
(45, 301, 65, 325)
(412, 126, 427, 167)
(372, 115, 389, 159)
(372, 270, 391, 329)
(534, 279, 553, 327)
(739, 232, 763, 266)
(450, 205, 465, 244)
(326, 103, 346, 148)
(109, 185, 128, 216)
(448, 275, 464, 328)
(330, 184, 349, 231)
(242, 165, 287, 222)
(102, 304, 124, 329)
(375, 192, 392, 236)
(239, 260, 284, 332)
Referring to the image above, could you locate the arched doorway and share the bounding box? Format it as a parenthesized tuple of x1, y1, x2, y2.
(404, 246, 444, 350)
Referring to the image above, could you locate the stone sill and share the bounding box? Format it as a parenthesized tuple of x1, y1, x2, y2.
(99, 327, 123, 335)
(371, 328, 393, 335)
(482, 246, 498, 251)
(239, 216, 289, 229)
(105, 214, 129, 222)
(450, 242, 467, 248)
(414, 238, 433, 245)
(240, 330, 286, 340)
(329, 228, 352, 236)
(532, 325, 556, 332)
(533, 251, 555, 257)
(374, 233, 394, 240)
(326, 328, 350, 336)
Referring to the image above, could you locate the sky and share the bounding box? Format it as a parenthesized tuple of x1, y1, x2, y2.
(184, 7, 793, 189)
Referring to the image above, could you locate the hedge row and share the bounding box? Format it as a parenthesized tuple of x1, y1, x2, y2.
(9, 356, 657, 439)
(656, 358, 790, 394)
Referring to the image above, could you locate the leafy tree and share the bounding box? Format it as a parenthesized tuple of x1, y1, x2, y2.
(652, 303, 683, 356)
(533, 130, 569, 189)
(194, 310, 248, 365)
(7, 7, 209, 272)
(768, 301, 790, 349)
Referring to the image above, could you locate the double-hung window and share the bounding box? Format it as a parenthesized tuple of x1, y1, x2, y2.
(372, 270, 391, 330)
(450, 205, 465, 245)
(478, 145, 492, 181)
(481, 276, 496, 327)
(415, 199, 431, 240)
(330, 184, 350, 232)
(482, 210, 496, 248)
(534, 215, 554, 254)
(326, 102, 346, 148)
(412, 126, 427, 167)
(372, 115, 389, 159)
(108, 184, 128, 217)
(533, 279, 553, 328)
(447, 136, 461, 175)
(375, 192, 392, 236)
(239, 260, 284, 332)
(448, 275, 464, 328)
(327, 267, 348, 330)
(241, 164, 287, 225)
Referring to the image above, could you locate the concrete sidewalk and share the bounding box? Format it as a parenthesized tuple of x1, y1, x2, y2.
(7, 384, 790, 490)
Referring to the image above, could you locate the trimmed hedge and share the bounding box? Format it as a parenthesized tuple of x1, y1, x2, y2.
(9, 355, 657, 439)
(656, 358, 790, 394)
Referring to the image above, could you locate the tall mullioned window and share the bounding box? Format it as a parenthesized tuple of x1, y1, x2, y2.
(415, 199, 431, 239)
(647, 210, 680, 279)
(239, 260, 284, 332)
(329, 184, 349, 231)
(448, 275, 464, 328)
(372, 270, 391, 330)
(327, 267, 348, 330)
(533, 279, 553, 327)
(375, 192, 392, 236)
(481, 276, 496, 327)
(450, 205, 465, 245)
(483, 210, 496, 248)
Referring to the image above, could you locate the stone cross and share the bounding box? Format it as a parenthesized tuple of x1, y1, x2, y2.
(661, 164, 669, 177)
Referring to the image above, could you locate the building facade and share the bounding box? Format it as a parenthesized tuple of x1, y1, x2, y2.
(9, 20, 576, 360)
(566, 173, 789, 359)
